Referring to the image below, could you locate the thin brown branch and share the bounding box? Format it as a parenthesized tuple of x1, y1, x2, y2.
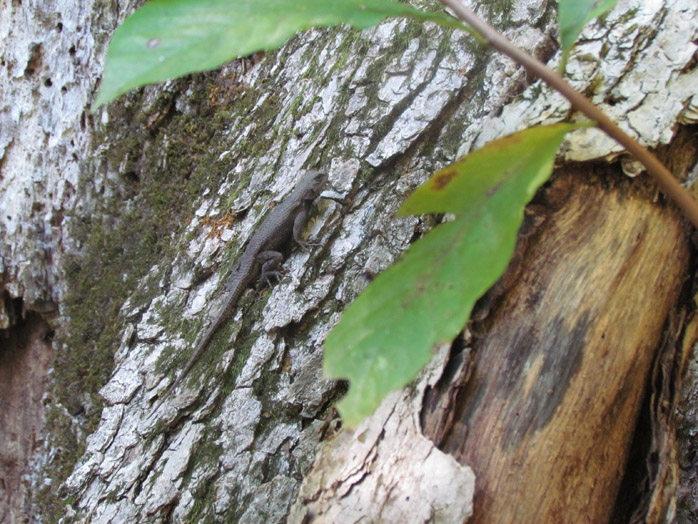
(439, 0, 698, 228)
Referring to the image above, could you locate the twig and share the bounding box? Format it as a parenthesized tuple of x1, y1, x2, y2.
(438, 0, 698, 228)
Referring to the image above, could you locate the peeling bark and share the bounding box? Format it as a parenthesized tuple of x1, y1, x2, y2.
(289, 347, 475, 524)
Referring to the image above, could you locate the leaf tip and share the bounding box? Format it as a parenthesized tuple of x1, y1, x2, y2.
(335, 396, 370, 430)
(91, 91, 108, 112)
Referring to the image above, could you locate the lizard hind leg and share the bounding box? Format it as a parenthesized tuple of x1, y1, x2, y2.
(257, 251, 285, 287)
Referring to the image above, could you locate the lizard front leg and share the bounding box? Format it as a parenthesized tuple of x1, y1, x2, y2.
(292, 207, 317, 251)
(257, 251, 284, 287)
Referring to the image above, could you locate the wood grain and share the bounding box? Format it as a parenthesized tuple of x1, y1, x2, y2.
(422, 167, 691, 524)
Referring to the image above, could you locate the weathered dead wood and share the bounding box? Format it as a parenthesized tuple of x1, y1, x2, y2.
(422, 166, 692, 524)
(0, 310, 53, 523)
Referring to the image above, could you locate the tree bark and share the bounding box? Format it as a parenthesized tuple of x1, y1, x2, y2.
(1, 0, 697, 523)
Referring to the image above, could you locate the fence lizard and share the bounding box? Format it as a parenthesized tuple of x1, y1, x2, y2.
(151, 169, 327, 414)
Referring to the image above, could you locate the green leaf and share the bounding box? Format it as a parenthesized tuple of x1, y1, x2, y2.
(94, 0, 470, 108)
(558, 0, 618, 72)
(324, 123, 585, 428)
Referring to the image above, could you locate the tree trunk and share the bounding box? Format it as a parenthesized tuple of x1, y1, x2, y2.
(1, 0, 697, 523)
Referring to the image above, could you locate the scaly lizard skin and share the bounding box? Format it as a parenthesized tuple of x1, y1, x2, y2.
(151, 170, 327, 414)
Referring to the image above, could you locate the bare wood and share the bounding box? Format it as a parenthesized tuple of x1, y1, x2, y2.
(422, 167, 691, 523)
(0, 313, 54, 521)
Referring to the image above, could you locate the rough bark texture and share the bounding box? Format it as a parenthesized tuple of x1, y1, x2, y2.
(1, 0, 697, 523)
(1, 1, 120, 521)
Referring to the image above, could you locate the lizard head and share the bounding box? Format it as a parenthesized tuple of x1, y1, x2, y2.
(301, 169, 328, 199)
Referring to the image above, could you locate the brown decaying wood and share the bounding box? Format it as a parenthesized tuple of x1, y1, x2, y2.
(422, 166, 691, 524)
(0, 312, 54, 521)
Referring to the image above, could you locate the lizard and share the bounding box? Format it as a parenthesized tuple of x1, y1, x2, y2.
(151, 169, 328, 414)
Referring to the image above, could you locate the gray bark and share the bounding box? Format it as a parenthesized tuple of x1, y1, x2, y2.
(0, 0, 696, 522)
